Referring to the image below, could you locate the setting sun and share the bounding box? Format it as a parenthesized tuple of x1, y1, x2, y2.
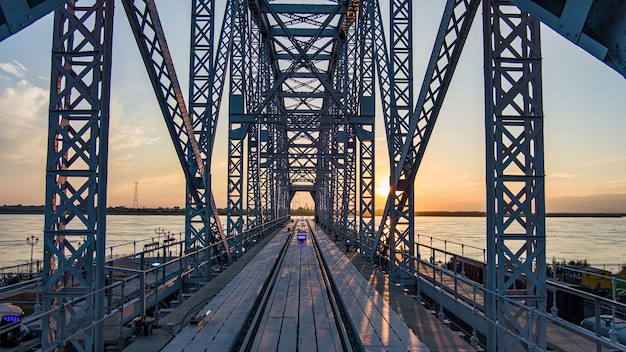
(375, 180, 390, 198)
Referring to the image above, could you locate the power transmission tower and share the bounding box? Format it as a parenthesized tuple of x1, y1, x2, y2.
(133, 181, 139, 209)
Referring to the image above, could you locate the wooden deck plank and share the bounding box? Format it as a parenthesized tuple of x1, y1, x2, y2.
(311, 227, 430, 351)
(278, 317, 298, 352)
(308, 246, 343, 351)
(162, 230, 292, 352)
(297, 243, 318, 351)
(167, 222, 431, 352)
(267, 248, 293, 318)
(283, 238, 301, 319)
(252, 316, 282, 352)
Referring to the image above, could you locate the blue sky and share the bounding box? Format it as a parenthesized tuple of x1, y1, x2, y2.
(0, 1, 625, 212)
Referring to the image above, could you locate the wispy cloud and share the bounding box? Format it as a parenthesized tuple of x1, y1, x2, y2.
(109, 124, 160, 152)
(601, 178, 626, 193)
(108, 98, 160, 153)
(0, 79, 48, 165)
(0, 60, 27, 78)
(548, 172, 576, 179)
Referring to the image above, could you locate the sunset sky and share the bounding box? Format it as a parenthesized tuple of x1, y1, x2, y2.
(0, 2, 625, 213)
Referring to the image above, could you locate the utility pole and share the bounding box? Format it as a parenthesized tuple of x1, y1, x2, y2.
(133, 181, 139, 209)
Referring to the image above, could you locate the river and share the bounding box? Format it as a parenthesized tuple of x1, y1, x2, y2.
(0, 214, 624, 271)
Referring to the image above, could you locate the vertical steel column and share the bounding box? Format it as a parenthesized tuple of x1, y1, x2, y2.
(276, 119, 289, 219)
(44, 0, 113, 349)
(260, 125, 272, 224)
(246, 15, 262, 239)
(342, 13, 358, 239)
(227, 0, 247, 257)
(334, 33, 350, 236)
(387, 0, 415, 282)
(344, 131, 357, 234)
(257, 34, 273, 230)
(269, 124, 278, 221)
(319, 119, 332, 228)
(195, 0, 241, 263)
(484, 1, 546, 350)
(187, 0, 215, 269)
(356, 0, 375, 255)
(246, 122, 259, 235)
(332, 124, 343, 234)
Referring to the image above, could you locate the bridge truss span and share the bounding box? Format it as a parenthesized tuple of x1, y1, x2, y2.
(0, 0, 625, 350)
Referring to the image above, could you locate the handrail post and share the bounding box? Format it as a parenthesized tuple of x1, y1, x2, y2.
(461, 244, 465, 277)
(609, 277, 618, 343)
(551, 264, 558, 318)
(141, 272, 146, 318)
(437, 267, 445, 321)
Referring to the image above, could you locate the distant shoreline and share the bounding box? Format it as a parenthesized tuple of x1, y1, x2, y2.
(0, 206, 623, 218)
(414, 211, 624, 218)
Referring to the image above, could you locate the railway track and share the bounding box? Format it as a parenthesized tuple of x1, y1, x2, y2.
(234, 220, 363, 352)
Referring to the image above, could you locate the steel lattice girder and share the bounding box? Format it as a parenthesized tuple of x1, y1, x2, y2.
(385, 0, 415, 282)
(187, 0, 221, 271)
(355, 0, 375, 255)
(43, 1, 113, 349)
(246, 9, 263, 235)
(371, 0, 481, 279)
(483, 1, 547, 350)
(227, 0, 248, 256)
(123, 0, 230, 271)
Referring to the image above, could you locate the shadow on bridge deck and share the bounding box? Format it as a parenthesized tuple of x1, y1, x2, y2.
(329, 236, 475, 352)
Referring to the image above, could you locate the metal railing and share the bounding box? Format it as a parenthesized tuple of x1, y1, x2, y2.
(0, 218, 289, 350)
(368, 237, 626, 351)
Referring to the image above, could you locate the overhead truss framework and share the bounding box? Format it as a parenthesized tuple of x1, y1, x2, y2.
(0, 0, 625, 350)
(0, 0, 67, 41)
(225, 0, 376, 251)
(509, 0, 626, 79)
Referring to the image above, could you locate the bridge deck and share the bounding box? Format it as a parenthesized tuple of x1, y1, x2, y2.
(161, 230, 292, 351)
(124, 221, 473, 352)
(155, 223, 430, 351)
(312, 225, 429, 350)
(249, 228, 342, 351)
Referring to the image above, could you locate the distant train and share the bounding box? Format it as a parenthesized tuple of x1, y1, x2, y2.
(449, 255, 526, 290)
(295, 216, 308, 242)
(563, 266, 613, 296)
(450, 255, 485, 285)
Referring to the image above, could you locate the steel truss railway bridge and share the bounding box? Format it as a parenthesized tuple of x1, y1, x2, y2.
(1, 0, 625, 351)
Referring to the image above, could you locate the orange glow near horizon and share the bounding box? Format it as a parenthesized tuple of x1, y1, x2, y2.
(375, 180, 390, 199)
